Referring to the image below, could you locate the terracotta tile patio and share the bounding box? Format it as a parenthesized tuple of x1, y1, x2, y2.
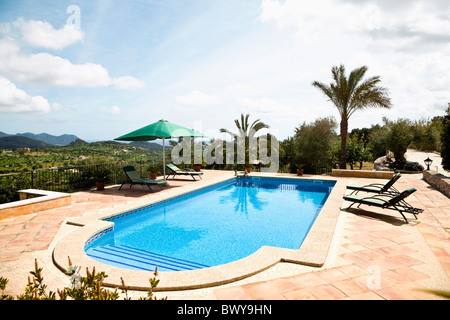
(0, 170, 449, 300)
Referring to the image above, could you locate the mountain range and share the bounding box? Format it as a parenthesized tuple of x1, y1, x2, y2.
(0, 132, 79, 148)
(0, 132, 164, 151)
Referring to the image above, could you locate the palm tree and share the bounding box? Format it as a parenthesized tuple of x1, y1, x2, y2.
(220, 113, 269, 165)
(312, 65, 392, 169)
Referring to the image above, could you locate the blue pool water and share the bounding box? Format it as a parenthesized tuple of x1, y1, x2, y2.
(85, 177, 335, 272)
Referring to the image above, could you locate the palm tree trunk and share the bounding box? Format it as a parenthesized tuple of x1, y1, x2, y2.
(340, 120, 348, 169)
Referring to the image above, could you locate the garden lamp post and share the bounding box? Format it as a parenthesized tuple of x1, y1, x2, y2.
(424, 156, 433, 171)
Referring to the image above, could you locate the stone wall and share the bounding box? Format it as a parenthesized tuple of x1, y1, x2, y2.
(423, 171, 450, 198)
(0, 189, 71, 220)
(332, 169, 395, 179)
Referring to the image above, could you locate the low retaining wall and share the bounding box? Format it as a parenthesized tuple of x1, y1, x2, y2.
(332, 169, 395, 179)
(423, 171, 450, 198)
(0, 189, 71, 220)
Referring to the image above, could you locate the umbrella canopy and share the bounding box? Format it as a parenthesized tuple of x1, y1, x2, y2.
(114, 119, 205, 179)
(114, 119, 204, 141)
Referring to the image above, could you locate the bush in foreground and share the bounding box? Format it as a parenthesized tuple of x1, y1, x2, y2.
(0, 258, 166, 300)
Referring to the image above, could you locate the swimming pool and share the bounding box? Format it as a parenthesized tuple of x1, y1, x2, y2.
(85, 176, 335, 272)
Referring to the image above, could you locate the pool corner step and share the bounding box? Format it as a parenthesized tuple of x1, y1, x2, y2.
(86, 245, 209, 272)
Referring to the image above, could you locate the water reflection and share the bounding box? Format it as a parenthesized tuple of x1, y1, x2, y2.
(219, 179, 333, 216)
(219, 180, 268, 216)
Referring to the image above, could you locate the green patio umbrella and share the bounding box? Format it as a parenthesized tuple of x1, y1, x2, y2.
(114, 119, 205, 179)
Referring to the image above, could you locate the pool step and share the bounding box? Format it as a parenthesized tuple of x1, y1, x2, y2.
(86, 245, 209, 272)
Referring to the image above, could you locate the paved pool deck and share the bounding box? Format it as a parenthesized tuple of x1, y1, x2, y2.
(0, 170, 449, 300)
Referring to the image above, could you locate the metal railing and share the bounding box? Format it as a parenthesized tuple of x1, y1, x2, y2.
(202, 156, 333, 175)
(0, 157, 165, 203)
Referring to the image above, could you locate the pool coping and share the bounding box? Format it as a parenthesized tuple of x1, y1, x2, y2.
(52, 174, 346, 291)
(0, 189, 71, 220)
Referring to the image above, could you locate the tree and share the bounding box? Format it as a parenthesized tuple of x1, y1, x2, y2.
(279, 117, 337, 173)
(294, 117, 338, 158)
(312, 65, 392, 169)
(349, 127, 373, 148)
(441, 104, 450, 172)
(279, 136, 296, 172)
(220, 113, 269, 165)
(383, 117, 414, 165)
(331, 136, 372, 169)
(410, 117, 443, 152)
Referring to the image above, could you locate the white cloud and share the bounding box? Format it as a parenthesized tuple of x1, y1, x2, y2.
(100, 105, 121, 115)
(0, 75, 53, 113)
(237, 96, 291, 114)
(0, 38, 20, 56)
(260, 0, 450, 50)
(259, 0, 373, 42)
(0, 49, 108, 86)
(15, 18, 84, 50)
(112, 76, 146, 89)
(0, 18, 145, 90)
(176, 90, 220, 106)
(0, 38, 145, 89)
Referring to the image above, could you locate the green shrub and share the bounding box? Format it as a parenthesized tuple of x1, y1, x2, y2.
(442, 106, 450, 172)
(0, 258, 166, 300)
(0, 183, 19, 204)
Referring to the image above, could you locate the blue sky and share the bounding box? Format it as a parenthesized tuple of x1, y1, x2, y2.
(0, 0, 449, 142)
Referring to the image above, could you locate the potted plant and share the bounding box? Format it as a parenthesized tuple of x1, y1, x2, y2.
(92, 167, 111, 190)
(147, 165, 160, 180)
(244, 163, 253, 173)
(296, 164, 305, 176)
(193, 164, 201, 172)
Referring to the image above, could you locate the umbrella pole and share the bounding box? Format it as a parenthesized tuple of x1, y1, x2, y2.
(163, 137, 166, 180)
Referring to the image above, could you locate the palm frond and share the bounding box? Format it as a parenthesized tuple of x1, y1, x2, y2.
(222, 113, 270, 140)
(219, 128, 238, 139)
(251, 122, 269, 134)
(314, 65, 392, 121)
(234, 119, 241, 131)
(348, 66, 368, 93)
(312, 81, 333, 101)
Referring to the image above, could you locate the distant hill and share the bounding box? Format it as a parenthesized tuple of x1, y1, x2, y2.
(16, 132, 78, 146)
(0, 132, 80, 148)
(91, 140, 128, 148)
(68, 138, 89, 146)
(0, 130, 169, 154)
(130, 141, 164, 151)
(0, 136, 55, 149)
(0, 131, 9, 138)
